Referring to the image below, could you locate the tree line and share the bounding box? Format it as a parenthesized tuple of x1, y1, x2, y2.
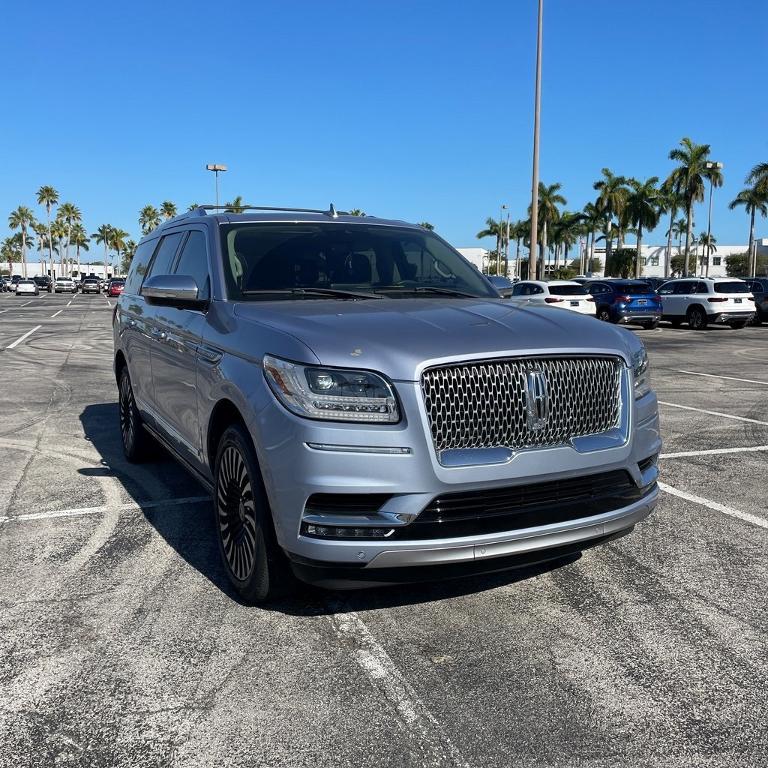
(478, 138, 768, 280)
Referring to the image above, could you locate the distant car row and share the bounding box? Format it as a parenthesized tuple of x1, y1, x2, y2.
(0, 276, 125, 296)
(488, 275, 767, 329)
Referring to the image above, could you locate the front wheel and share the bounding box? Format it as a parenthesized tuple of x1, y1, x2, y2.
(687, 306, 708, 330)
(214, 424, 295, 604)
(597, 307, 613, 322)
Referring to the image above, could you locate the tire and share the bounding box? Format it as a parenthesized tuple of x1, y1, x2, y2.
(687, 306, 707, 330)
(214, 424, 296, 604)
(641, 319, 659, 330)
(750, 314, 762, 327)
(728, 320, 747, 330)
(597, 307, 613, 322)
(118, 367, 153, 462)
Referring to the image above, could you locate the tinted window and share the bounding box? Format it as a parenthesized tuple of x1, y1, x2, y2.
(658, 282, 673, 294)
(124, 239, 159, 295)
(219, 223, 497, 300)
(143, 233, 184, 285)
(548, 284, 588, 296)
(512, 283, 527, 296)
(714, 281, 750, 294)
(173, 230, 210, 300)
(613, 282, 652, 293)
(673, 281, 694, 295)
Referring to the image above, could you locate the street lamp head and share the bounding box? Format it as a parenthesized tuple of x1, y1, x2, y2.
(206, 164, 228, 172)
(705, 161, 723, 170)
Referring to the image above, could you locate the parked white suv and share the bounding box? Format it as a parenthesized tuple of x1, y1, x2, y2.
(507, 280, 596, 315)
(658, 278, 755, 329)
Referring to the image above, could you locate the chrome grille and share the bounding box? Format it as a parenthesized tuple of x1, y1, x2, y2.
(421, 356, 623, 454)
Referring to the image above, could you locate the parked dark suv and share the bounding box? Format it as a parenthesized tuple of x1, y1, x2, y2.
(745, 277, 768, 325)
(33, 275, 52, 293)
(585, 279, 662, 329)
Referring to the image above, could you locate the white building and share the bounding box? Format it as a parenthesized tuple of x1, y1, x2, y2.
(4, 261, 115, 279)
(456, 247, 488, 272)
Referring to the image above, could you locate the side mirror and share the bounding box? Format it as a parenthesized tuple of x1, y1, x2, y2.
(143, 274, 206, 308)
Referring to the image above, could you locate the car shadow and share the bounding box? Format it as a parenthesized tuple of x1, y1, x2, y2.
(79, 402, 579, 614)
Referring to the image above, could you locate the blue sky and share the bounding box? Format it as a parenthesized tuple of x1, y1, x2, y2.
(2, 0, 767, 257)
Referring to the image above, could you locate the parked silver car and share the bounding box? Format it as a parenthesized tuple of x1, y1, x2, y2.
(113, 206, 660, 603)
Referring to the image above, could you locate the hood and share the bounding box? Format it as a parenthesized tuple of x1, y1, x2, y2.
(233, 298, 636, 381)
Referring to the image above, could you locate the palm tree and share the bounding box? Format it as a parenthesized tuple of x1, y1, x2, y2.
(57, 202, 81, 277)
(477, 217, 506, 272)
(593, 168, 627, 266)
(534, 182, 566, 278)
(509, 219, 530, 279)
(139, 205, 161, 234)
(109, 228, 130, 276)
(697, 232, 717, 273)
(624, 177, 660, 278)
(580, 202, 602, 275)
(348, 208, 366, 217)
(729, 184, 768, 278)
(658, 184, 684, 279)
(551, 211, 582, 272)
(160, 201, 177, 220)
(70, 224, 90, 276)
(418, 222, 434, 230)
(121, 239, 137, 274)
(224, 196, 246, 213)
(746, 162, 768, 194)
(2, 234, 25, 277)
(50, 218, 68, 278)
(8, 205, 35, 279)
(36, 186, 59, 278)
(31, 220, 49, 274)
(92, 224, 114, 266)
(666, 138, 722, 276)
(188, 202, 201, 211)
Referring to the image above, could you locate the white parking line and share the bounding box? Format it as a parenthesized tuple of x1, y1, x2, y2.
(20, 300, 33, 307)
(329, 609, 469, 768)
(0, 495, 210, 525)
(677, 370, 768, 386)
(659, 481, 768, 531)
(50, 309, 63, 318)
(67, 300, 72, 307)
(658, 401, 768, 427)
(660, 445, 768, 459)
(6, 325, 42, 350)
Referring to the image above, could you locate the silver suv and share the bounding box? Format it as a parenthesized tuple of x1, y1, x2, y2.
(113, 206, 660, 603)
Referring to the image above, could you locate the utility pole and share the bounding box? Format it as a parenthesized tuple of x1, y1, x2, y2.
(529, 0, 544, 279)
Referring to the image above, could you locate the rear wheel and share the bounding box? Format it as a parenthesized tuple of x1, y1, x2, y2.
(641, 319, 659, 330)
(728, 320, 747, 329)
(687, 306, 707, 330)
(214, 424, 295, 604)
(597, 307, 612, 322)
(118, 367, 153, 462)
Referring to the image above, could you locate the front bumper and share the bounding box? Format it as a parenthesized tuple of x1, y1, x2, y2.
(249, 369, 662, 577)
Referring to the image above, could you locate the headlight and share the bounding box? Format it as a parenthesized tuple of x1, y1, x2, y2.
(632, 346, 651, 400)
(263, 355, 399, 423)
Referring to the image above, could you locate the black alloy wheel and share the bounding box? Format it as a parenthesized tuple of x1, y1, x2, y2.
(214, 424, 294, 603)
(729, 320, 747, 330)
(687, 306, 707, 330)
(119, 368, 152, 462)
(597, 307, 612, 322)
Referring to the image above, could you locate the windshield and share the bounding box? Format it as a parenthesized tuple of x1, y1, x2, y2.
(219, 223, 497, 300)
(548, 284, 588, 296)
(714, 281, 750, 294)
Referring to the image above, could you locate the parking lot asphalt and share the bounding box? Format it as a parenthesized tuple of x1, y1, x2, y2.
(0, 292, 766, 768)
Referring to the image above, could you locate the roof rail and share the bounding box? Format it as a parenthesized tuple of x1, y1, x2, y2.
(194, 203, 347, 218)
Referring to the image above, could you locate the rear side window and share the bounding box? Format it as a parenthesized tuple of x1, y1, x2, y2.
(714, 281, 750, 294)
(173, 231, 210, 300)
(548, 284, 587, 296)
(124, 239, 158, 295)
(143, 233, 185, 286)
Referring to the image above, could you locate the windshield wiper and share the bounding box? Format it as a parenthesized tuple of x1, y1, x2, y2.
(241, 288, 382, 300)
(375, 285, 480, 298)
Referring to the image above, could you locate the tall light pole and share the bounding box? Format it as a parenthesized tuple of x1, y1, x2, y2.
(206, 164, 228, 208)
(529, 0, 544, 279)
(704, 161, 723, 278)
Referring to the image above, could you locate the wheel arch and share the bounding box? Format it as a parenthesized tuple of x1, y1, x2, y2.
(114, 350, 127, 384)
(206, 398, 249, 472)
